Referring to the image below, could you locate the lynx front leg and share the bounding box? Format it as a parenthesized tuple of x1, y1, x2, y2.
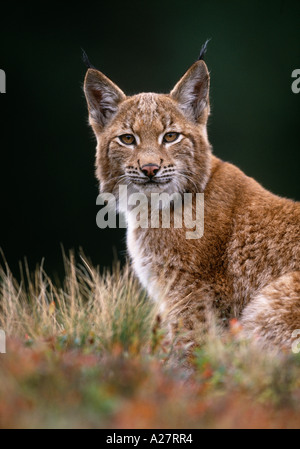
(240, 271, 300, 349)
(165, 285, 220, 345)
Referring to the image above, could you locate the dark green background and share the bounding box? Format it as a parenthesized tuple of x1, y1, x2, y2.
(0, 0, 299, 276)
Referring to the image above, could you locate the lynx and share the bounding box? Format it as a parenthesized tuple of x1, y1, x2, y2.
(84, 54, 300, 349)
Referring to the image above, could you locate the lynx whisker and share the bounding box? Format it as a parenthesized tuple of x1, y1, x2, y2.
(178, 172, 199, 193)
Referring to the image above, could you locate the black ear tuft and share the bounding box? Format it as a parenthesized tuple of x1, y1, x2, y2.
(198, 39, 211, 61)
(81, 48, 96, 69)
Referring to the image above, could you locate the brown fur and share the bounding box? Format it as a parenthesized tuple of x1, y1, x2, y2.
(84, 60, 300, 350)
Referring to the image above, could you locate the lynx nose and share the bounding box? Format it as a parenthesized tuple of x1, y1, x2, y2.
(141, 164, 160, 178)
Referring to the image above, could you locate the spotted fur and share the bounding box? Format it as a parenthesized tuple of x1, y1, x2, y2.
(84, 59, 300, 350)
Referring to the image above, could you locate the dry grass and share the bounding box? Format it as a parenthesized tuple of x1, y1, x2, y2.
(0, 251, 158, 353)
(0, 251, 300, 429)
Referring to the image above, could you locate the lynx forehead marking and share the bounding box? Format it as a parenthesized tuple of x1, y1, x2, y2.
(122, 94, 176, 133)
(136, 93, 159, 124)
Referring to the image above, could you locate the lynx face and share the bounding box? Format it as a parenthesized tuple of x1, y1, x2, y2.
(84, 60, 212, 199)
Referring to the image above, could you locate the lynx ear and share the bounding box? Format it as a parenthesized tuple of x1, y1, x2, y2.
(170, 60, 210, 124)
(84, 69, 126, 130)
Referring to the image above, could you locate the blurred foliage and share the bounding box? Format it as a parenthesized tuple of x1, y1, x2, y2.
(0, 254, 300, 428)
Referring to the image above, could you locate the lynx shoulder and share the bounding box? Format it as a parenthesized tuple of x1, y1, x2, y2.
(84, 56, 300, 349)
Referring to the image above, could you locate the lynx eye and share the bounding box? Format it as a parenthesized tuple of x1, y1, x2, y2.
(119, 134, 136, 145)
(163, 132, 179, 143)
